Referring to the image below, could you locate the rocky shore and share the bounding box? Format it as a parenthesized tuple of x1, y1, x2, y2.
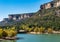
(28, 31, 60, 34)
(0, 36, 19, 40)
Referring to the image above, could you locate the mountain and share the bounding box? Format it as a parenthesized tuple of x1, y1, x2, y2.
(19, 6, 60, 30)
(0, 0, 60, 30)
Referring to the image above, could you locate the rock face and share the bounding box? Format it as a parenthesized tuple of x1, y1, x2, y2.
(40, 0, 60, 9)
(0, 13, 34, 26)
(3, 13, 34, 21)
(9, 13, 34, 20)
(55, 10, 60, 17)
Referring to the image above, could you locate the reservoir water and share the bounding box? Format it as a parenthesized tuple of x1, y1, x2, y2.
(0, 34, 60, 42)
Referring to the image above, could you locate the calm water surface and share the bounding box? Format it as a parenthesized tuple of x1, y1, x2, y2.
(1, 34, 60, 42)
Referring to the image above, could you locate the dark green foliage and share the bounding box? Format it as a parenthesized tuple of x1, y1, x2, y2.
(19, 7, 60, 30)
(1, 7, 60, 31)
(2, 31, 8, 38)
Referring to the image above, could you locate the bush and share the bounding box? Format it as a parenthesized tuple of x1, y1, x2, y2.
(2, 31, 8, 38)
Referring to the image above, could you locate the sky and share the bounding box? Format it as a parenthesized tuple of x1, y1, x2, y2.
(0, 0, 52, 21)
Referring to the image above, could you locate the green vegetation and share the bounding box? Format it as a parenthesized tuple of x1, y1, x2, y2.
(0, 27, 17, 38)
(19, 7, 60, 31)
(1, 6, 60, 34)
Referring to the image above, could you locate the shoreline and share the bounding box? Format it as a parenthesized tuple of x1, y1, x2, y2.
(19, 30, 60, 34)
(27, 31, 60, 34)
(0, 36, 20, 40)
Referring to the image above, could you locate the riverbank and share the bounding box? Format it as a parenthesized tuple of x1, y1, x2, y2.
(0, 36, 20, 40)
(27, 31, 60, 34)
(19, 28, 60, 34)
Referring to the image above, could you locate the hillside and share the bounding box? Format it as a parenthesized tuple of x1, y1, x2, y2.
(19, 7, 60, 30)
(0, 6, 60, 30)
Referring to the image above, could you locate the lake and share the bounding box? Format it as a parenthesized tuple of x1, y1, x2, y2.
(0, 34, 60, 42)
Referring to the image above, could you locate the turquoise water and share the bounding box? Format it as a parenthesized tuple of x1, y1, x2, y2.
(0, 34, 60, 42)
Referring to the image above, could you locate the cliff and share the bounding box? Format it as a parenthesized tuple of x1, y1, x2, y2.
(40, 0, 60, 9)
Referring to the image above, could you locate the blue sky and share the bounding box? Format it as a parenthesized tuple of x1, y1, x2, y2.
(0, 0, 52, 21)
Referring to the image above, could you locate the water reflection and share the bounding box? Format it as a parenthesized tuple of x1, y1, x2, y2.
(0, 40, 16, 42)
(20, 37, 24, 40)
